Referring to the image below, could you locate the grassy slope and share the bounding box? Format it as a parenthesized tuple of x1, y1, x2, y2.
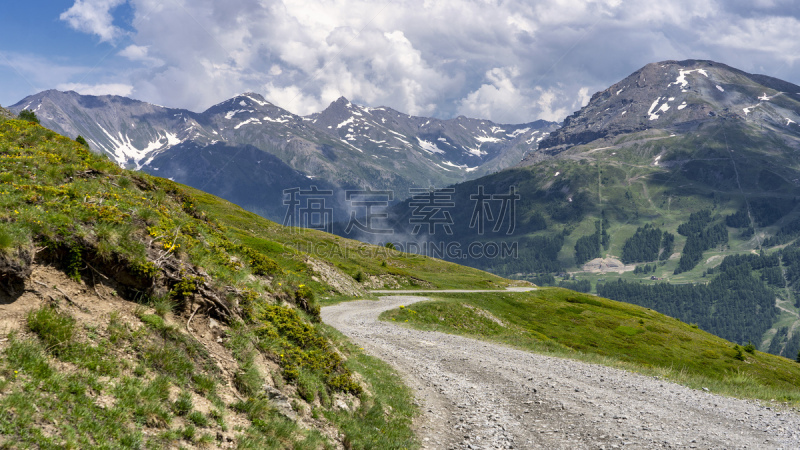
(185, 187, 515, 297)
(442, 120, 800, 351)
(457, 120, 799, 280)
(3, 113, 504, 448)
(381, 289, 800, 405)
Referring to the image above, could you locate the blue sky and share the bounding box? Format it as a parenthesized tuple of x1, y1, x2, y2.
(2, 0, 800, 123)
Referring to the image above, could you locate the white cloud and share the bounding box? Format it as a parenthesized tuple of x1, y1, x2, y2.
(60, 0, 126, 42)
(50, 0, 800, 124)
(119, 45, 164, 67)
(458, 67, 526, 121)
(57, 82, 134, 97)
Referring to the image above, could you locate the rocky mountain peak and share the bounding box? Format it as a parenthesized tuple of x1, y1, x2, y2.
(538, 59, 800, 152)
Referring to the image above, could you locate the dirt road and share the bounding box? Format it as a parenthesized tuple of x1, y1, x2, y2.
(322, 294, 800, 449)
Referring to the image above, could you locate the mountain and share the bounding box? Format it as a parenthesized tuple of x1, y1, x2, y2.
(534, 59, 800, 157)
(341, 59, 800, 355)
(10, 91, 557, 221)
(5, 106, 800, 448)
(305, 96, 553, 177)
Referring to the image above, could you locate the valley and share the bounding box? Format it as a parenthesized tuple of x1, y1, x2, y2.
(4, 57, 800, 448)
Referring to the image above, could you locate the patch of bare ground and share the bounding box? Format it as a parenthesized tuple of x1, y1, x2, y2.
(581, 257, 635, 274)
(0, 264, 348, 449)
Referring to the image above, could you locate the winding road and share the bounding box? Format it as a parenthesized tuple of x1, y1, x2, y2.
(322, 291, 800, 449)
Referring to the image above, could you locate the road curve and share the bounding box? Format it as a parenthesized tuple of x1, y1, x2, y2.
(322, 294, 800, 449)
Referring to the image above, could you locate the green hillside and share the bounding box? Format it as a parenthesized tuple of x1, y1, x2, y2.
(381, 289, 800, 404)
(0, 110, 512, 448)
(380, 118, 800, 354)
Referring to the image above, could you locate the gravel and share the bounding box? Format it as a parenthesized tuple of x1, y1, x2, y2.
(322, 294, 800, 449)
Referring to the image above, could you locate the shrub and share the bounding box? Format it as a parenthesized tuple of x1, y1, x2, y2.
(295, 285, 320, 321)
(170, 274, 201, 300)
(18, 109, 40, 124)
(734, 345, 745, 361)
(75, 135, 89, 147)
(743, 342, 756, 353)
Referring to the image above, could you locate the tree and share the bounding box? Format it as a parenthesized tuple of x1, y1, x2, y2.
(18, 109, 39, 124)
(76, 135, 89, 147)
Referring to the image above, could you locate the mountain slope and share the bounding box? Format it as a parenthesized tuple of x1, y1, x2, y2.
(305, 96, 553, 177)
(535, 59, 800, 155)
(0, 111, 517, 448)
(341, 60, 800, 354)
(11, 91, 557, 222)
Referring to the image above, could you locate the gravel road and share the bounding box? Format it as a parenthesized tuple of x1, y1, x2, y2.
(322, 294, 800, 449)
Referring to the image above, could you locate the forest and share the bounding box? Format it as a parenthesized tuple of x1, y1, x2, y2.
(574, 218, 610, 265)
(620, 224, 674, 263)
(598, 252, 778, 346)
(674, 210, 728, 274)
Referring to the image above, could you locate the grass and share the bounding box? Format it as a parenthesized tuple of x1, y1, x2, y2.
(318, 324, 420, 450)
(186, 186, 515, 292)
(380, 288, 800, 405)
(0, 113, 429, 448)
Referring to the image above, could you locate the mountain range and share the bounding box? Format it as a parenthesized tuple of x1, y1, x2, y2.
(338, 59, 800, 355)
(10, 90, 556, 221)
(10, 58, 800, 356)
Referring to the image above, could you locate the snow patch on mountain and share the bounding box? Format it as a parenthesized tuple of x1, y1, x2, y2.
(337, 117, 355, 129)
(263, 116, 290, 123)
(475, 135, 502, 144)
(340, 139, 363, 152)
(235, 118, 261, 129)
(464, 145, 484, 157)
(648, 97, 671, 120)
(506, 128, 530, 138)
(417, 138, 444, 154)
(243, 94, 269, 107)
(669, 69, 706, 89)
(95, 124, 180, 168)
(441, 160, 478, 172)
(225, 110, 251, 119)
(716, 85, 725, 92)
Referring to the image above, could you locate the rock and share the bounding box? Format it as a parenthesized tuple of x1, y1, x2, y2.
(265, 386, 297, 421)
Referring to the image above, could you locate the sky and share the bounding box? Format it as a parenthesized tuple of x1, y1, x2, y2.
(2, 0, 800, 124)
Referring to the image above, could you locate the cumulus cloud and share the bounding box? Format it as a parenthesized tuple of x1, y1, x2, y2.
(57, 82, 134, 97)
(55, 0, 800, 123)
(60, 0, 127, 42)
(118, 44, 164, 67)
